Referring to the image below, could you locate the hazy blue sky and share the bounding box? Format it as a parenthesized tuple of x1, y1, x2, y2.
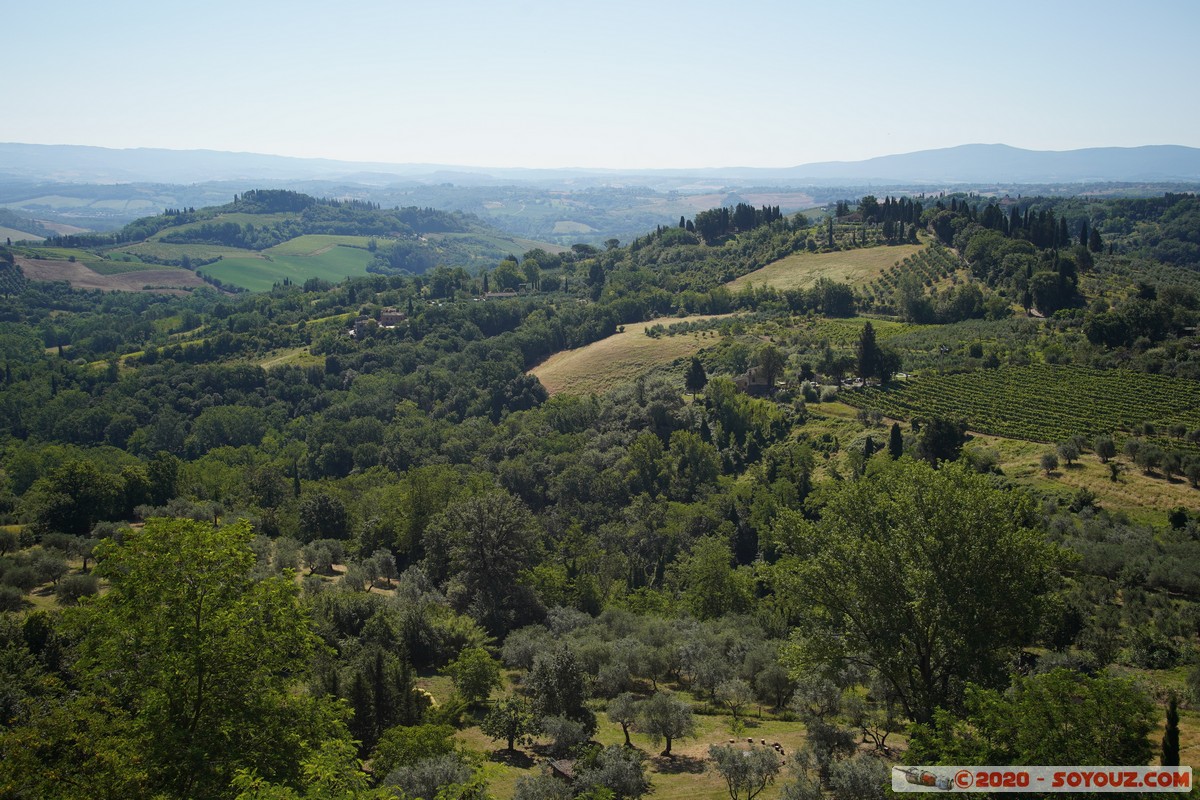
(5, 0, 1198, 169)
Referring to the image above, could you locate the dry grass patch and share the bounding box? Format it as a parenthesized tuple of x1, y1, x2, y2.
(529, 315, 733, 396)
(971, 433, 1195, 523)
(257, 346, 324, 371)
(727, 243, 927, 292)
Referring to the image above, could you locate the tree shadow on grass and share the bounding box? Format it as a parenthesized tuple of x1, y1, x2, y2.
(650, 753, 706, 774)
(489, 749, 535, 769)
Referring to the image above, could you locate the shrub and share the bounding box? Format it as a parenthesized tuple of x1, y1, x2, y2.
(56, 573, 99, 605)
(0, 585, 24, 611)
(1, 566, 39, 593)
(540, 715, 590, 757)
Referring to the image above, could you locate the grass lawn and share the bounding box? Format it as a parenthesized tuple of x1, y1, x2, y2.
(727, 242, 927, 292)
(529, 315, 732, 396)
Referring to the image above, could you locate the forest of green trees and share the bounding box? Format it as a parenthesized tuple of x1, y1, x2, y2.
(0, 190, 1198, 799)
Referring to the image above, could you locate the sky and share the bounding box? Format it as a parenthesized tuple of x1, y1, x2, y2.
(4, 0, 1199, 170)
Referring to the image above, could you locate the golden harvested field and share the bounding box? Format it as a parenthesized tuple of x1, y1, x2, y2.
(727, 243, 927, 292)
(529, 315, 732, 396)
(0, 225, 44, 243)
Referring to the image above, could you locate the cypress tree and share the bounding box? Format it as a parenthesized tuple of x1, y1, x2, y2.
(889, 422, 904, 460)
(348, 671, 374, 750)
(857, 321, 879, 382)
(1162, 694, 1180, 767)
(685, 356, 708, 396)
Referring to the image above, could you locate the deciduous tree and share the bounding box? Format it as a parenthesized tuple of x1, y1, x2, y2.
(481, 696, 535, 752)
(774, 460, 1061, 724)
(444, 646, 502, 707)
(62, 518, 343, 798)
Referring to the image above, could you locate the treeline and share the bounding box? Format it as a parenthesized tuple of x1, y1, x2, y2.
(691, 203, 784, 243)
(921, 193, 1200, 357)
(43, 190, 480, 250)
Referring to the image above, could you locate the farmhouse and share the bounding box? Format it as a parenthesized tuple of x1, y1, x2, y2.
(379, 307, 406, 327)
(734, 365, 773, 394)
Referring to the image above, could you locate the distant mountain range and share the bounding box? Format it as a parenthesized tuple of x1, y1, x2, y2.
(3, 142, 1200, 186)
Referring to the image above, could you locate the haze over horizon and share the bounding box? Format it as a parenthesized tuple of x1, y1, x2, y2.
(4, 0, 1199, 170)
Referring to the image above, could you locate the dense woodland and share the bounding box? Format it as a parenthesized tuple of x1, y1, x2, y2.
(1, 189, 1199, 799)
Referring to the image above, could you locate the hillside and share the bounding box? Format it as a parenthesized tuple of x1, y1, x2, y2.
(0, 209, 58, 242)
(22, 189, 563, 292)
(5, 142, 1200, 246)
(1, 190, 1199, 799)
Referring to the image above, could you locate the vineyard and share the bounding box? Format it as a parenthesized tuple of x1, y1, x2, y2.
(0, 261, 26, 295)
(844, 364, 1200, 450)
(781, 316, 913, 346)
(859, 242, 963, 312)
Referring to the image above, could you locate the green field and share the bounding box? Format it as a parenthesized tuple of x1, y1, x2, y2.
(727, 242, 928, 291)
(551, 220, 597, 234)
(16, 245, 112, 270)
(844, 364, 1200, 447)
(150, 212, 293, 239)
(424, 232, 569, 257)
(115, 241, 254, 262)
(199, 246, 375, 292)
(785, 316, 914, 346)
(85, 259, 171, 275)
(264, 234, 378, 256)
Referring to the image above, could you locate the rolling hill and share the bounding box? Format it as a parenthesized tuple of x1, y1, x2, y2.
(13, 189, 563, 292)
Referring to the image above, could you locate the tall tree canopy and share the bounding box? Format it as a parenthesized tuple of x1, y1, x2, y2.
(773, 459, 1062, 724)
(3, 518, 346, 799)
